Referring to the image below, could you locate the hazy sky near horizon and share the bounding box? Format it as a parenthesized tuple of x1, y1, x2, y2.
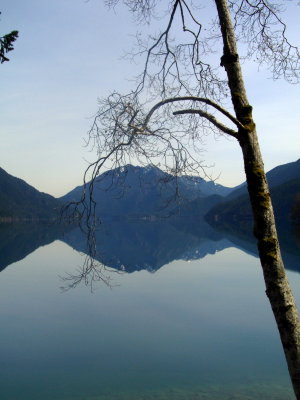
(1, 0, 299, 197)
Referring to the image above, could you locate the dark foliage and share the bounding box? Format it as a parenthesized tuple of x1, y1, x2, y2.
(0, 12, 18, 64)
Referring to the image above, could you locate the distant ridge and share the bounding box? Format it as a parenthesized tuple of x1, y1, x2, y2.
(224, 158, 300, 200)
(0, 167, 60, 220)
(205, 159, 300, 225)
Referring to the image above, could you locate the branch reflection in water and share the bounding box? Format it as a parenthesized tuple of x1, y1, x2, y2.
(57, 216, 300, 291)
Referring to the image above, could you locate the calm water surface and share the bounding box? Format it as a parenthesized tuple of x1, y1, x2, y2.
(0, 221, 299, 400)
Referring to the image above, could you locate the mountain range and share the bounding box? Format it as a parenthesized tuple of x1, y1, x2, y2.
(0, 161, 299, 277)
(0, 160, 299, 225)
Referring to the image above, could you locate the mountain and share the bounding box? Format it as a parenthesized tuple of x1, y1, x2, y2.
(206, 159, 300, 225)
(2, 159, 298, 223)
(0, 167, 60, 220)
(224, 159, 300, 200)
(60, 164, 234, 218)
(178, 174, 233, 197)
(264, 158, 300, 187)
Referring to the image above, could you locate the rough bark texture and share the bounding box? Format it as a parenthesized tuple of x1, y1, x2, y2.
(215, 0, 300, 398)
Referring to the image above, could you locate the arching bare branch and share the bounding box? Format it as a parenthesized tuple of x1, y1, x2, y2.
(64, 2, 300, 396)
(143, 96, 244, 129)
(173, 108, 238, 137)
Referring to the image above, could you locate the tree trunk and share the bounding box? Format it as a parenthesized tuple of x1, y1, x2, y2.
(214, 0, 300, 397)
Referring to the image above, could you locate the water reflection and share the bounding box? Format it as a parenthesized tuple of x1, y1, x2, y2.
(0, 239, 296, 400)
(0, 220, 299, 399)
(0, 223, 65, 272)
(0, 218, 299, 276)
(208, 219, 300, 274)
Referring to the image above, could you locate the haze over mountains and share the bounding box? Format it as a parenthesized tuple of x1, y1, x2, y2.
(0, 159, 299, 224)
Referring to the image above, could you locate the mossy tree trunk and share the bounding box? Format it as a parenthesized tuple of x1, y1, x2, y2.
(215, 0, 300, 397)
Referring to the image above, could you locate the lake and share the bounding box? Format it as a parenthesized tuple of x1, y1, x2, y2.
(0, 219, 299, 400)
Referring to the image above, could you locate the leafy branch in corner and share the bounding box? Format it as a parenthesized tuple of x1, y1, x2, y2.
(0, 12, 18, 64)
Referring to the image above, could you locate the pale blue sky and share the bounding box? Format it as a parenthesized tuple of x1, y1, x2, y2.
(1, 0, 299, 197)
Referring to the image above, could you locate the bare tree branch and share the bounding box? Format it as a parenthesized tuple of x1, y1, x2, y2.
(62, 5, 300, 394)
(143, 96, 244, 129)
(229, 0, 300, 82)
(173, 108, 238, 137)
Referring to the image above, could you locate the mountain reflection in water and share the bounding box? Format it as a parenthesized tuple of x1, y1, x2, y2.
(0, 217, 299, 275)
(0, 217, 299, 399)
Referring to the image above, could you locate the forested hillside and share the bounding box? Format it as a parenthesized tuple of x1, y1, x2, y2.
(206, 160, 300, 225)
(0, 167, 60, 220)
